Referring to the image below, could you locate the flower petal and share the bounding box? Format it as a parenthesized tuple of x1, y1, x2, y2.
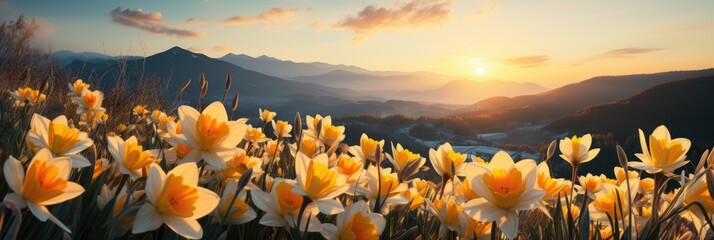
(164, 216, 203, 239)
(3, 156, 24, 194)
(42, 182, 84, 205)
(28, 203, 72, 233)
(132, 204, 164, 234)
(498, 211, 520, 239)
(145, 163, 167, 204)
(191, 187, 220, 219)
(314, 198, 344, 215)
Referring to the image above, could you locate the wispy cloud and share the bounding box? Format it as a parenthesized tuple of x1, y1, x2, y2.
(332, 0, 453, 42)
(472, 2, 499, 17)
(222, 8, 308, 26)
(184, 18, 208, 25)
(110, 7, 202, 38)
(501, 55, 550, 68)
(592, 48, 663, 59)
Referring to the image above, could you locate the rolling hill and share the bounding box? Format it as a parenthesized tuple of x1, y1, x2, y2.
(291, 69, 462, 91)
(219, 53, 374, 79)
(66, 47, 455, 118)
(545, 75, 714, 142)
(53, 50, 141, 66)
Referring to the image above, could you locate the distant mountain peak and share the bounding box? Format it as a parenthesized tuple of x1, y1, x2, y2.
(257, 55, 280, 62)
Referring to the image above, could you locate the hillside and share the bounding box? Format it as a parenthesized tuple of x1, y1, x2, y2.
(219, 53, 373, 79)
(545, 75, 714, 142)
(291, 69, 461, 91)
(66, 47, 454, 118)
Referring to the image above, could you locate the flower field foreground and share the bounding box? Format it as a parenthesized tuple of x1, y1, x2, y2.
(1, 80, 714, 240)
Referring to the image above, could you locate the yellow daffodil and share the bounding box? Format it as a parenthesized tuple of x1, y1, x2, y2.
(426, 195, 468, 238)
(295, 137, 319, 158)
(27, 114, 93, 168)
(133, 105, 149, 115)
(559, 134, 600, 166)
(459, 217, 492, 240)
(334, 154, 367, 190)
(263, 139, 284, 163)
(463, 151, 545, 239)
(682, 173, 714, 221)
(251, 179, 322, 232)
(639, 178, 655, 195)
(3, 149, 85, 233)
(78, 111, 108, 127)
(72, 88, 105, 115)
(150, 110, 176, 139)
(68, 79, 90, 98)
(93, 158, 109, 180)
(107, 135, 160, 180)
(272, 120, 292, 138)
(292, 153, 349, 214)
(387, 143, 425, 181)
(132, 163, 220, 239)
(244, 125, 268, 144)
(259, 108, 276, 124)
(614, 167, 639, 185)
(579, 173, 603, 198)
(305, 115, 345, 147)
(429, 142, 469, 181)
(213, 180, 257, 225)
(320, 200, 385, 240)
(349, 133, 385, 162)
(165, 120, 194, 164)
(211, 148, 263, 180)
(400, 187, 425, 210)
(355, 165, 408, 213)
(9, 87, 46, 106)
(176, 101, 248, 169)
(537, 162, 566, 202)
(305, 114, 326, 137)
(454, 174, 482, 203)
(629, 125, 691, 174)
(588, 181, 640, 225)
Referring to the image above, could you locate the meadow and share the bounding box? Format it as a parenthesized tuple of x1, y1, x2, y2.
(1, 16, 714, 240)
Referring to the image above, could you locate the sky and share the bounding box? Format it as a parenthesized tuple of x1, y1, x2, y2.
(2, 0, 713, 87)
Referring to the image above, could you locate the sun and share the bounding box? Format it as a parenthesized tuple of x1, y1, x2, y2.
(475, 66, 486, 76)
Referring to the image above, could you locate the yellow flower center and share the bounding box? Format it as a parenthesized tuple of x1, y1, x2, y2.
(413, 179, 430, 196)
(684, 180, 714, 214)
(156, 174, 198, 218)
(82, 93, 98, 109)
(434, 199, 462, 228)
(73, 81, 90, 95)
(570, 135, 582, 160)
(261, 109, 275, 123)
(336, 155, 362, 177)
(246, 127, 266, 142)
(275, 181, 303, 215)
(224, 152, 259, 179)
(218, 193, 250, 220)
(21, 158, 67, 204)
(463, 219, 492, 239)
(581, 176, 601, 193)
(401, 190, 425, 210)
(483, 168, 525, 209)
(538, 172, 563, 199)
(461, 178, 481, 200)
(322, 125, 343, 145)
(196, 114, 230, 150)
(649, 136, 686, 168)
(375, 173, 399, 199)
(339, 211, 378, 240)
(360, 137, 380, 160)
(17, 87, 45, 102)
(592, 188, 627, 218)
(123, 140, 157, 171)
(303, 161, 337, 199)
(395, 148, 420, 170)
(441, 150, 466, 177)
(300, 138, 318, 157)
(274, 120, 290, 136)
(47, 122, 81, 155)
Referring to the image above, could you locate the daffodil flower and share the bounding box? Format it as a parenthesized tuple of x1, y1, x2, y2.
(213, 180, 257, 225)
(244, 125, 268, 144)
(559, 134, 600, 166)
(349, 133, 384, 162)
(462, 151, 545, 239)
(259, 108, 276, 124)
(629, 125, 691, 174)
(26, 114, 93, 168)
(3, 149, 85, 233)
(536, 162, 565, 215)
(132, 163, 220, 239)
(429, 142, 470, 181)
(334, 154, 367, 192)
(9, 87, 46, 106)
(150, 110, 176, 139)
(208, 148, 264, 181)
(176, 101, 248, 169)
(292, 153, 349, 214)
(107, 135, 160, 180)
(578, 173, 603, 199)
(72, 88, 105, 115)
(426, 195, 468, 238)
(305, 115, 345, 147)
(67, 79, 90, 98)
(588, 181, 640, 225)
(458, 216, 492, 240)
(271, 120, 292, 138)
(387, 143, 425, 181)
(251, 178, 322, 232)
(320, 201, 386, 240)
(355, 165, 408, 213)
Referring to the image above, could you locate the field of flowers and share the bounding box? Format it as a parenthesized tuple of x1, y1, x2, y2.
(1, 77, 713, 240)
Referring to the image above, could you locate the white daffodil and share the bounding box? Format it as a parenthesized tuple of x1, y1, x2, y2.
(107, 135, 160, 180)
(72, 88, 105, 115)
(629, 125, 691, 174)
(132, 163, 220, 239)
(320, 201, 386, 240)
(3, 149, 85, 233)
(176, 101, 248, 169)
(68, 79, 90, 98)
(213, 180, 257, 225)
(559, 134, 600, 166)
(355, 165, 408, 213)
(292, 153, 349, 215)
(26, 114, 93, 168)
(349, 133, 385, 162)
(463, 151, 545, 239)
(429, 142, 470, 181)
(251, 178, 322, 232)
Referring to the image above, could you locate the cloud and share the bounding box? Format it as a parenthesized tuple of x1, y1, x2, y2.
(222, 8, 307, 26)
(472, 2, 499, 17)
(501, 55, 550, 68)
(592, 48, 663, 59)
(212, 45, 236, 53)
(110, 7, 202, 38)
(185, 18, 207, 25)
(332, 0, 453, 42)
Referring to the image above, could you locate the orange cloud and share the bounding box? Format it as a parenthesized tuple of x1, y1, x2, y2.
(185, 18, 208, 25)
(595, 48, 663, 59)
(110, 7, 202, 38)
(501, 55, 550, 68)
(222, 8, 307, 26)
(332, 0, 453, 42)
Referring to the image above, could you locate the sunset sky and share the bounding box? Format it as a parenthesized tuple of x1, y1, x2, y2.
(2, 0, 713, 87)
